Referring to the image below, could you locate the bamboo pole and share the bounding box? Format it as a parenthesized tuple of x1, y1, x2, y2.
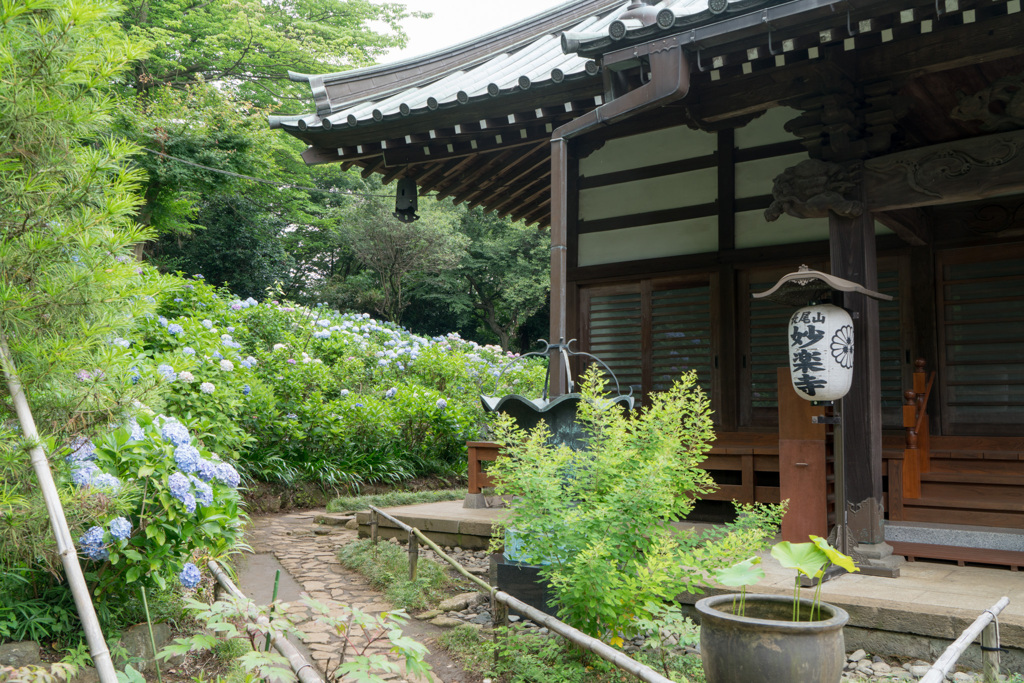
(367, 506, 674, 683)
(919, 597, 1009, 683)
(0, 331, 119, 683)
(207, 561, 324, 683)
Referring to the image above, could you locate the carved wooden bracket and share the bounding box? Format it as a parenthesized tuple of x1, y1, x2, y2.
(784, 79, 912, 162)
(863, 128, 1024, 212)
(764, 159, 864, 221)
(951, 71, 1024, 133)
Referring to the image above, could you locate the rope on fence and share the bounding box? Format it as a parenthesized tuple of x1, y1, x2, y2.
(367, 505, 675, 683)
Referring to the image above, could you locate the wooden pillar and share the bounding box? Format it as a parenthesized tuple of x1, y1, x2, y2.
(829, 200, 886, 547)
(549, 137, 569, 396)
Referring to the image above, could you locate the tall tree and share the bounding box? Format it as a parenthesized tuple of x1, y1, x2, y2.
(433, 210, 550, 351)
(120, 0, 420, 108)
(343, 185, 468, 324)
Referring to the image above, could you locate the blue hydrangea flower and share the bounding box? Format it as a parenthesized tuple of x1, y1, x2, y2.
(182, 346, 196, 356)
(195, 459, 217, 482)
(174, 444, 201, 474)
(71, 462, 99, 487)
(219, 360, 233, 371)
(111, 337, 131, 349)
(212, 351, 223, 360)
(129, 367, 140, 385)
(79, 526, 108, 561)
(168, 472, 191, 502)
(157, 364, 177, 381)
(436, 398, 447, 410)
(160, 418, 191, 446)
(158, 316, 168, 326)
(109, 517, 132, 541)
(313, 330, 330, 339)
(384, 387, 397, 399)
(167, 323, 184, 335)
(127, 417, 145, 441)
(227, 326, 235, 333)
(213, 461, 240, 488)
(179, 562, 201, 588)
(66, 436, 97, 462)
(181, 491, 197, 514)
(91, 473, 122, 493)
(189, 476, 213, 507)
(202, 319, 213, 329)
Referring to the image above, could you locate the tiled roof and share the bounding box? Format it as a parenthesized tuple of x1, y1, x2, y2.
(272, 0, 785, 135)
(271, 1, 625, 134)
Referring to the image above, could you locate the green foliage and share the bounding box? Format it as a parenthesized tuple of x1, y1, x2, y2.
(428, 207, 550, 351)
(489, 367, 784, 638)
(337, 539, 454, 611)
(632, 602, 699, 680)
(0, 0, 168, 435)
(0, 662, 78, 683)
(326, 489, 463, 513)
(438, 624, 705, 683)
(119, 0, 418, 108)
(163, 594, 431, 683)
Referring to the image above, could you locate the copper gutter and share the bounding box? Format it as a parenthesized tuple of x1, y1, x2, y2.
(547, 34, 691, 395)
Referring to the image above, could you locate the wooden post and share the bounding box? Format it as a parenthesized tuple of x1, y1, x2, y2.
(408, 530, 419, 582)
(829, 201, 887, 549)
(777, 368, 828, 541)
(982, 619, 999, 683)
(370, 510, 378, 546)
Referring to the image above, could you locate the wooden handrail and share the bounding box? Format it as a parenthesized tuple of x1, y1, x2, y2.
(902, 359, 936, 501)
(915, 367, 936, 438)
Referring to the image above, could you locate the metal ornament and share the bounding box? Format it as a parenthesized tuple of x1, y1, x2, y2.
(393, 177, 419, 223)
(788, 303, 854, 401)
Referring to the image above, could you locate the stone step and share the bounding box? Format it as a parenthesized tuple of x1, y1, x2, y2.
(885, 520, 1024, 552)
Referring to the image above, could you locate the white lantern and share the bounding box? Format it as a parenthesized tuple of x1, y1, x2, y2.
(788, 303, 854, 401)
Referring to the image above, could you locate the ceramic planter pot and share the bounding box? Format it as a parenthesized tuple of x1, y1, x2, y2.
(696, 593, 849, 683)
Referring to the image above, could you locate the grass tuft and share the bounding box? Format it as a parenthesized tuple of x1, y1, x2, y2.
(337, 538, 456, 610)
(326, 489, 464, 513)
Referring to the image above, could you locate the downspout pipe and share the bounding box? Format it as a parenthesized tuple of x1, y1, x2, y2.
(547, 38, 690, 395)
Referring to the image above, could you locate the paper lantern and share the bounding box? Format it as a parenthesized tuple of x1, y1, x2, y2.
(788, 303, 854, 401)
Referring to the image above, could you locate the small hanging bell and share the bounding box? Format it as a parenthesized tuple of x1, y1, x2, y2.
(393, 177, 419, 223)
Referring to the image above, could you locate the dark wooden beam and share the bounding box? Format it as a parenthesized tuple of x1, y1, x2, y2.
(872, 208, 930, 246)
(857, 9, 1024, 81)
(864, 128, 1024, 212)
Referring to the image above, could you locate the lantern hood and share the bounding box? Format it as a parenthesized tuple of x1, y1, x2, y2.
(751, 265, 893, 308)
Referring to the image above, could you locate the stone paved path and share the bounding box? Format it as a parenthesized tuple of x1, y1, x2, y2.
(246, 509, 470, 683)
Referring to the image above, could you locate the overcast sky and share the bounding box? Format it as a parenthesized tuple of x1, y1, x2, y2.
(381, 0, 570, 64)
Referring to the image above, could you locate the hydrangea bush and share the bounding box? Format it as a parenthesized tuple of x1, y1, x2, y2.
(127, 276, 546, 488)
(67, 414, 245, 594)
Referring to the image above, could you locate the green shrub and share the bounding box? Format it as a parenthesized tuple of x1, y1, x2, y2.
(489, 367, 784, 639)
